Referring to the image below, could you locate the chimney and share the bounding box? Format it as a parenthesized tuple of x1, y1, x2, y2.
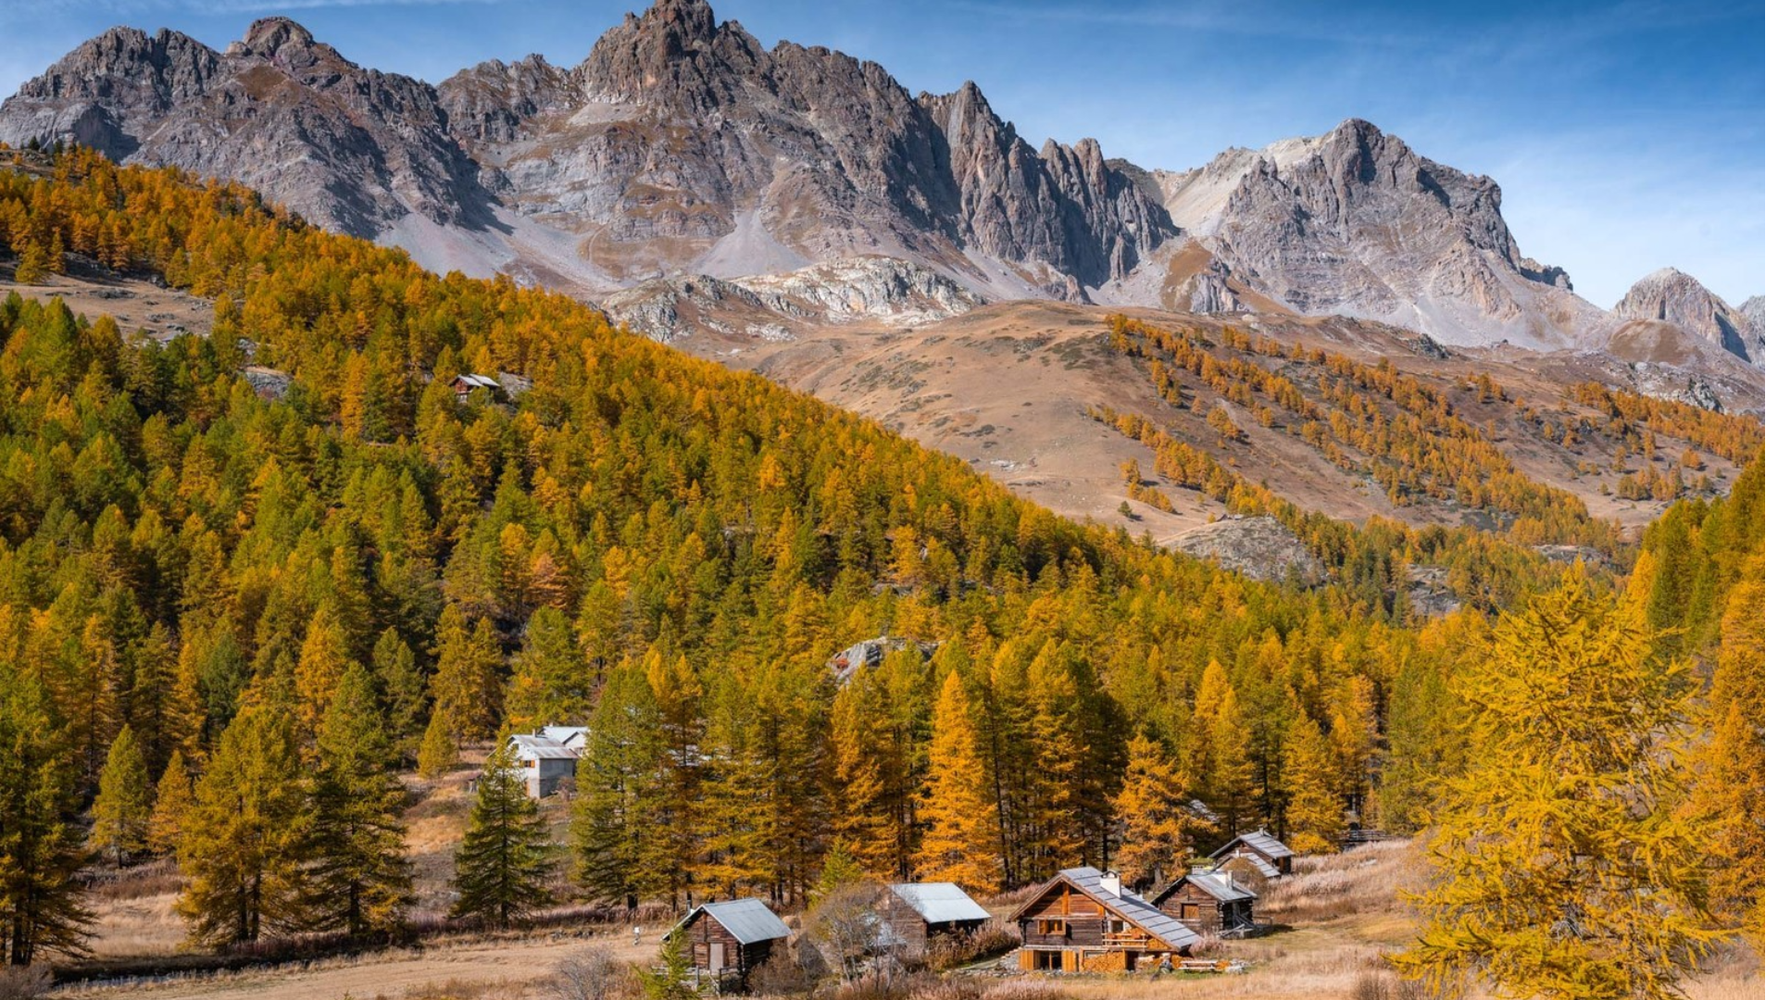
(1100, 871, 1122, 896)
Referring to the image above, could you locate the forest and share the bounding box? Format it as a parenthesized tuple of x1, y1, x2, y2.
(0, 147, 1761, 1000)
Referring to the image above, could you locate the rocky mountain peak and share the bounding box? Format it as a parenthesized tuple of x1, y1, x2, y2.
(1613, 267, 1761, 365)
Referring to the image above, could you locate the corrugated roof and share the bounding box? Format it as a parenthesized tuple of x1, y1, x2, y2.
(670, 898, 790, 945)
(1029, 867, 1200, 952)
(509, 734, 580, 760)
(539, 726, 588, 749)
(889, 882, 991, 924)
(454, 373, 501, 390)
(1185, 873, 1254, 903)
(1212, 829, 1293, 863)
(1216, 854, 1280, 879)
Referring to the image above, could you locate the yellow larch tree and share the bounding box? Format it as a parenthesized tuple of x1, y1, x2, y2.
(913, 671, 1001, 895)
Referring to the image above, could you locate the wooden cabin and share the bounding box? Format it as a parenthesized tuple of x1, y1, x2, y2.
(1150, 871, 1257, 936)
(1209, 829, 1295, 879)
(449, 373, 502, 401)
(667, 898, 790, 987)
(1014, 867, 1200, 972)
(882, 882, 991, 953)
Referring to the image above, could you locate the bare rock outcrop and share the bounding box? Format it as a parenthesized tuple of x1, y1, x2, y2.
(1612, 267, 1762, 367)
(1167, 515, 1325, 585)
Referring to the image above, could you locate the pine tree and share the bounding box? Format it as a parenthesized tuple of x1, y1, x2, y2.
(1280, 705, 1343, 855)
(175, 704, 307, 945)
(147, 750, 195, 856)
(0, 670, 92, 965)
(1111, 733, 1208, 887)
(1394, 572, 1719, 1000)
(451, 735, 556, 926)
(304, 664, 414, 935)
(90, 724, 154, 866)
(912, 671, 1000, 895)
(416, 710, 459, 780)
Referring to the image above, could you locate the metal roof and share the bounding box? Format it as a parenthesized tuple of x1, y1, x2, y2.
(889, 882, 991, 925)
(453, 373, 501, 390)
(1216, 854, 1280, 879)
(1212, 829, 1294, 862)
(508, 734, 580, 760)
(1026, 867, 1200, 952)
(1184, 873, 1255, 903)
(539, 726, 589, 749)
(670, 898, 791, 945)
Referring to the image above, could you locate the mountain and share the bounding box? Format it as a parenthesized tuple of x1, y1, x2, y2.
(1103, 120, 1605, 350)
(0, 0, 1758, 373)
(1610, 267, 1764, 367)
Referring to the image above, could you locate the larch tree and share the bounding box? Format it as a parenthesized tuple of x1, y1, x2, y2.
(1690, 556, 1763, 947)
(1394, 572, 1720, 1000)
(304, 663, 414, 935)
(912, 671, 1000, 896)
(1111, 733, 1209, 888)
(0, 670, 92, 965)
(826, 679, 898, 879)
(569, 659, 669, 908)
(294, 604, 352, 739)
(370, 628, 427, 759)
(90, 724, 154, 866)
(174, 703, 307, 945)
(147, 749, 195, 856)
(1280, 705, 1344, 855)
(416, 709, 459, 779)
(431, 606, 505, 742)
(1191, 660, 1257, 839)
(504, 607, 588, 731)
(451, 734, 557, 926)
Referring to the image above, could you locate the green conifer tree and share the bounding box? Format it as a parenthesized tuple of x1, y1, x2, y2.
(90, 724, 154, 865)
(304, 664, 414, 935)
(451, 735, 556, 926)
(0, 670, 93, 964)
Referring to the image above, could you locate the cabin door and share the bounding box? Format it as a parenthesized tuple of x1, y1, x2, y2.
(710, 941, 726, 971)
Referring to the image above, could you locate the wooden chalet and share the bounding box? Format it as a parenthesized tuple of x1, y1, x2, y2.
(448, 373, 502, 401)
(1150, 870, 1257, 936)
(881, 882, 991, 952)
(1014, 867, 1200, 972)
(1209, 830, 1295, 879)
(667, 898, 791, 986)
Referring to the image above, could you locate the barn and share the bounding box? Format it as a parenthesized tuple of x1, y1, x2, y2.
(667, 898, 791, 986)
(882, 882, 991, 952)
(1150, 870, 1257, 936)
(1209, 830, 1295, 879)
(1014, 867, 1199, 972)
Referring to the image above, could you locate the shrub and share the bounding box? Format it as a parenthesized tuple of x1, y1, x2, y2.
(0, 966, 50, 1000)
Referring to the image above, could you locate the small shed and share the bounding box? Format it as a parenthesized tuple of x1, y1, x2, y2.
(668, 898, 791, 985)
(882, 882, 991, 951)
(1150, 871, 1256, 936)
(508, 733, 579, 798)
(1209, 830, 1295, 879)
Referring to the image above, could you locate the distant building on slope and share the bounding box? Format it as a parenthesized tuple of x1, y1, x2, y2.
(506, 728, 587, 798)
(1208, 829, 1295, 879)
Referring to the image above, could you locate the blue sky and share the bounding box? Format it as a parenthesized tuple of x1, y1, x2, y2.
(0, 0, 1764, 305)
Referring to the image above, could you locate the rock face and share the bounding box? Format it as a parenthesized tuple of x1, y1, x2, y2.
(604, 255, 981, 342)
(1108, 120, 1607, 350)
(0, 0, 1172, 301)
(1612, 268, 1763, 367)
(1167, 516, 1325, 585)
(0, 20, 493, 239)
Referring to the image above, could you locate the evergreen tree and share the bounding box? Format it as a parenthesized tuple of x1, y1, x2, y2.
(147, 750, 195, 856)
(641, 928, 699, 1000)
(569, 660, 668, 908)
(1111, 733, 1208, 887)
(432, 606, 504, 742)
(174, 704, 307, 945)
(91, 724, 154, 866)
(451, 735, 556, 926)
(504, 607, 588, 730)
(0, 670, 92, 965)
(912, 671, 1000, 895)
(304, 664, 414, 935)
(416, 710, 459, 780)
(371, 628, 428, 759)
(1280, 705, 1343, 855)
(1394, 572, 1718, 1000)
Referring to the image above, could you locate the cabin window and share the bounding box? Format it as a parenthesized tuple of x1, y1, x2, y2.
(1108, 918, 1127, 934)
(1181, 904, 1200, 921)
(1038, 919, 1065, 936)
(1034, 950, 1061, 970)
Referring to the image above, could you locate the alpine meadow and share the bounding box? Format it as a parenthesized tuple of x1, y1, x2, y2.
(0, 2, 1765, 999)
